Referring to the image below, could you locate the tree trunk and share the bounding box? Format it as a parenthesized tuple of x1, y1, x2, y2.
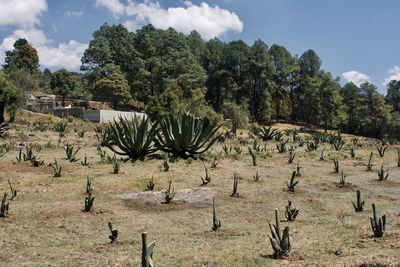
(0, 102, 5, 124)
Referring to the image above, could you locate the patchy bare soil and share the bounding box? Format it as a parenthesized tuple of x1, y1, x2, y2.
(1, 119, 400, 266)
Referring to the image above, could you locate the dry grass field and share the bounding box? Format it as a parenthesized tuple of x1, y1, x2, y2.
(1, 115, 400, 266)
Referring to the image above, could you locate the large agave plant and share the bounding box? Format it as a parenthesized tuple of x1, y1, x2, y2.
(157, 113, 221, 158)
(101, 115, 159, 161)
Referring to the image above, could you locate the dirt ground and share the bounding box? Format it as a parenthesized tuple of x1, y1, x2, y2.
(1, 119, 400, 266)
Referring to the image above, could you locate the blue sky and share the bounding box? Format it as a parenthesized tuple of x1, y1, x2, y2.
(0, 0, 399, 93)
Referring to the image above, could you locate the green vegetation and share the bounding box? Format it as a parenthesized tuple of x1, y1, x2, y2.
(101, 115, 158, 161)
(268, 209, 291, 258)
(53, 121, 69, 140)
(287, 171, 299, 192)
(370, 204, 386, 238)
(231, 174, 240, 197)
(141, 232, 156, 267)
(83, 177, 95, 212)
(157, 112, 221, 158)
(285, 201, 299, 221)
(352, 190, 364, 212)
(64, 143, 80, 162)
(377, 165, 389, 181)
(52, 159, 62, 178)
(0, 192, 9, 217)
(163, 180, 175, 204)
(212, 197, 221, 231)
(108, 222, 118, 243)
(200, 161, 211, 185)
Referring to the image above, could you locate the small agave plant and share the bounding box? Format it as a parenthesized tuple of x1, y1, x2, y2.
(268, 209, 291, 258)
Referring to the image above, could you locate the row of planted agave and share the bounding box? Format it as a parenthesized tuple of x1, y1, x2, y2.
(0, 113, 223, 266)
(0, 114, 395, 263)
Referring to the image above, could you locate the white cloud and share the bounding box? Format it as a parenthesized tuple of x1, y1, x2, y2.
(38, 40, 87, 69)
(0, 28, 49, 51)
(342, 70, 370, 87)
(383, 66, 400, 85)
(0, 28, 87, 70)
(122, 1, 243, 39)
(0, 0, 47, 28)
(96, 0, 125, 17)
(65, 11, 84, 18)
(123, 19, 141, 32)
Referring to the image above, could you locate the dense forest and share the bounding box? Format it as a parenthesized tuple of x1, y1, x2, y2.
(1, 23, 400, 141)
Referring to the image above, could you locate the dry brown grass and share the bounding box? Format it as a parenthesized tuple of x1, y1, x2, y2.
(1, 121, 400, 266)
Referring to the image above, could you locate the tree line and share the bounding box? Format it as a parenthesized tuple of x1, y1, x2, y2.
(1, 24, 400, 141)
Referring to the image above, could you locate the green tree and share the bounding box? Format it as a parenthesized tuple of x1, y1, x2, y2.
(8, 69, 39, 96)
(92, 67, 132, 109)
(385, 80, 400, 112)
(299, 49, 321, 77)
(81, 23, 136, 72)
(358, 82, 391, 138)
(39, 68, 53, 92)
(269, 44, 297, 121)
(245, 39, 274, 123)
(341, 82, 361, 133)
(202, 38, 234, 112)
(319, 74, 343, 131)
(50, 69, 76, 106)
(3, 39, 39, 75)
(0, 71, 21, 123)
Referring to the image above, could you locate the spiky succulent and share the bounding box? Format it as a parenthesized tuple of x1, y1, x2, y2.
(269, 209, 291, 258)
(101, 115, 159, 161)
(370, 203, 386, 238)
(157, 112, 221, 158)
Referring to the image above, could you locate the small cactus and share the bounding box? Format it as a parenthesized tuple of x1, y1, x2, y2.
(352, 190, 364, 212)
(0, 192, 9, 217)
(8, 179, 17, 200)
(231, 174, 240, 197)
(333, 159, 339, 173)
(112, 155, 120, 174)
(370, 203, 386, 238)
(164, 180, 175, 204)
(319, 149, 325, 161)
(201, 161, 211, 185)
(377, 165, 389, 181)
(288, 150, 296, 164)
(287, 171, 299, 192)
(141, 232, 156, 267)
(212, 197, 221, 231)
(268, 209, 291, 258)
(108, 222, 118, 243)
(339, 170, 347, 186)
(146, 176, 155, 191)
(248, 147, 257, 166)
(83, 177, 95, 212)
(253, 170, 260, 182)
(81, 155, 89, 166)
(52, 159, 62, 178)
(285, 201, 299, 221)
(366, 151, 373, 171)
(376, 144, 388, 158)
